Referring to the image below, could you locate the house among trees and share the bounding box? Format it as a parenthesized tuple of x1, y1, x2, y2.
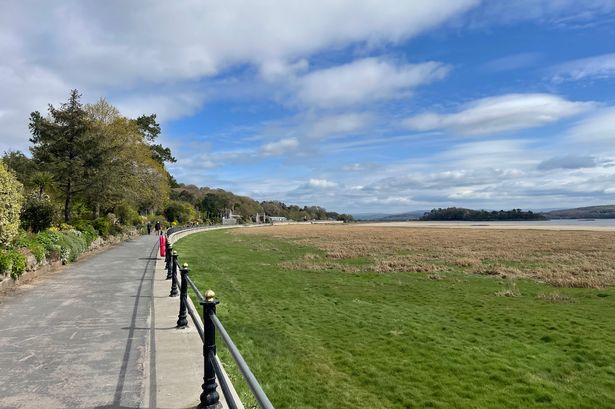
(254, 213, 287, 224)
(222, 209, 241, 225)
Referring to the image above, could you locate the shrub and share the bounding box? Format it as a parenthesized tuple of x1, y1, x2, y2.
(55, 230, 88, 264)
(14, 231, 46, 263)
(0, 161, 24, 246)
(115, 202, 141, 226)
(109, 223, 126, 236)
(164, 200, 197, 224)
(21, 194, 55, 232)
(92, 217, 111, 238)
(73, 220, 98, 246)
(10, 250, 26, 279)
(0, 249, 26, 279)
(0, 250, 12, 275)
(35, 230, 61, 260)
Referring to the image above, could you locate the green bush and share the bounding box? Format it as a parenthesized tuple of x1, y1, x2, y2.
(164, 200, 197, 224)
(21, 195, 55, 232)
(0, 249, 26, 279)
(14, 232, 46, 263)
(109, 223, 125, 236)
(55, 230, 88, 264)
(35, 230, 61, 261)
(115, 202, 141, 226)
(10, 250, 26, 279)
(92, 217, 111, 238)
(0, 161, 24, 246)
(0, 250, 12, 275)
(73, 220, 98, 246)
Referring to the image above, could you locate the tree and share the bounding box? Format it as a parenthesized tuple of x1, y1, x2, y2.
(134, 114, 176, 164)
(164, 200, 197, 223)
(29, 90, 92, 222)
(1, 150, 36, 187)
(0, 161, 24, 246)
(336, 214, 354, 223)
(83, 101, 171, 216)
(30, 171, 54, 199)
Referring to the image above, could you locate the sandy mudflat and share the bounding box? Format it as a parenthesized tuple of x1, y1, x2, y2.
(355, 220, 615, 231)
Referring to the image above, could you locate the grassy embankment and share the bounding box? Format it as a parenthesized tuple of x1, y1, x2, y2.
(174, 225, 615, 409)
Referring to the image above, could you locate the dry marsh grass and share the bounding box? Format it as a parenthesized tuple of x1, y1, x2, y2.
(233, 225, 615, 288)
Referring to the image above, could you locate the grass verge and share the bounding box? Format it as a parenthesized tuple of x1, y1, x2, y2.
(175, 227, 615, 409)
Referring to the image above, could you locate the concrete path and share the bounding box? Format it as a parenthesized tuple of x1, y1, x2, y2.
(146, 227, 243, 409)
(0, 235, 159, 409)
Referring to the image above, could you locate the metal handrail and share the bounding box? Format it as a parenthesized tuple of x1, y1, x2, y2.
(210, 312, 275, 409)
(167, 228, 276, 409)
(210, 351, 241, 409)
(186, 275, 205, 303)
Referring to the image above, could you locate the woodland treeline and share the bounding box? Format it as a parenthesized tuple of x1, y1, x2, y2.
(420, 207, 546, 221)
(171, 184, 346, 223)
(0, 90, 345, 279)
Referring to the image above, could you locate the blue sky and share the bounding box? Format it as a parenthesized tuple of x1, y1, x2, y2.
(2, 1, 615, 213)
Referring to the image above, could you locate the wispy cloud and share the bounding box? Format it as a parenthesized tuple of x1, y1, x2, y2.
(537, 155, 598, 170)
(481, 52, 543, 72)
(404, 94, 593, 136)
(551, 53, 615, 82)
(566, 106, 615, 146)
(260, 137, 300, 156)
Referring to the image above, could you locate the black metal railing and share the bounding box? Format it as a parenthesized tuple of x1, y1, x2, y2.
(165, 229, 275, 409)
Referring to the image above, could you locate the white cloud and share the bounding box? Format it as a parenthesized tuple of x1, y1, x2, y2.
(297, 58, 450, 108)
(0, 0, 478, 149)
(404, 94, 593, 135)
(566, 107, 615, 145)
(1, 1, 477, 86)
(308, 178, 338, 188)
(306, 113, 372, 139)
(114, 91, 206, 122)
(260, 137, 299, 156)
(259, 59, 309, 82)
(552, 53, 615, 83)
(0, 63, 73, 152)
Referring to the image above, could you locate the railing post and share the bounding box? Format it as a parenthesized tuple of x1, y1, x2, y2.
(176, 263, 189, 328)
(169, 251, 179, 297)
(199, 290, 220, 409)
(164, 238, 171, 279)
(166, 243, 173, 279)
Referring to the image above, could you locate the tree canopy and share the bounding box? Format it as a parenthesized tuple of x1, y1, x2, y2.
(27, 91, 173, 222)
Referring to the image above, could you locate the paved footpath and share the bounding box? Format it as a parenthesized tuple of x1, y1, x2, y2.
(0, 235, 159, 409)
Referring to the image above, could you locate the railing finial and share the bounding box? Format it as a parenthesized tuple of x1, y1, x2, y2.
(205, 289, 216, 302)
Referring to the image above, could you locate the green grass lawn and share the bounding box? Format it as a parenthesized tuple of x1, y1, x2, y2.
(174, 229, 615, 409)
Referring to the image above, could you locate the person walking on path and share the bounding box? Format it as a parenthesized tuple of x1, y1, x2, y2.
(155, 220, 161, 235)
(147, 222, 151, 235)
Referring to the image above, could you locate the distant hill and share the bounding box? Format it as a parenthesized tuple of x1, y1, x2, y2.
(380, 210, 427, 221)
(352, 211, 427, 221)
(352, 213, 392, 221)
(421, 207, 545, 221)
(541, 205, 615, 219)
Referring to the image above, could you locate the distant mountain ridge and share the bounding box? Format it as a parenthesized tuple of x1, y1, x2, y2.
(353, 205, 615, 222)
(541, 205, 615, 219)
(352, 211, 427, 221)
